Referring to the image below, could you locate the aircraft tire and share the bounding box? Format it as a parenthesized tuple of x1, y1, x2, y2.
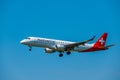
(59, 53, 63, 57)
(66, 52, 71, 55)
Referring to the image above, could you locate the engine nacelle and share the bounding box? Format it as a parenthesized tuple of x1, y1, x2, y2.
(44, 48, 55, 53)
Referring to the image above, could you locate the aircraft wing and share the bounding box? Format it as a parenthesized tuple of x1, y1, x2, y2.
(64, 36, 95, 50)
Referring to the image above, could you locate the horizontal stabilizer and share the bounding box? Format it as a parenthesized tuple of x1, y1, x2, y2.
(104, 44, 115, 49)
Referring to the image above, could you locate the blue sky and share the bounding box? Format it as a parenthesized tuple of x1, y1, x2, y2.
(1, 0, 120, 80)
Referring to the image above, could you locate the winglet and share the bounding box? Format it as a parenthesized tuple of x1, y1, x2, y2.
(89, 35, 96, 41)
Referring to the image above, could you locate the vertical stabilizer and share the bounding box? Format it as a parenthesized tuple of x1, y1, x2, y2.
(94, 33, 108, 47)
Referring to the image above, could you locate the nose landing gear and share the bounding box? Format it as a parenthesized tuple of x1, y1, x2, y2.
(29, 46, 32, 51)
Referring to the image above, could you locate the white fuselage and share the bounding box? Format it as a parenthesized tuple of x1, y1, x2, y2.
(20, 33, 113, 57)
(20, 37, 94, 52)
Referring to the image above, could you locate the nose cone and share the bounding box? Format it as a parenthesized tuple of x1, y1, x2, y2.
(20, 40, 25, 44)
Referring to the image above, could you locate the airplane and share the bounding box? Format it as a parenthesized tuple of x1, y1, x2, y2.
(20, 33, 114, 57)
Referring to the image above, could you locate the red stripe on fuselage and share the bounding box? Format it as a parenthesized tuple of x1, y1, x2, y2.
(81, 46, 106, 52)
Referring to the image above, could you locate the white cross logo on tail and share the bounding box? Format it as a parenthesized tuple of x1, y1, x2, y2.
(99, 38, 105, 44)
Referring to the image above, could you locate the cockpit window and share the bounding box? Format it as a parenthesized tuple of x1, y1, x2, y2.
(26, 37, 30, 39)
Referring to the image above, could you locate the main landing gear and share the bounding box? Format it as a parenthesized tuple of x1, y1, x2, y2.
(58, 52, 71, 57)
(59, 53, 63, 57)
(66, 52, 71, 55)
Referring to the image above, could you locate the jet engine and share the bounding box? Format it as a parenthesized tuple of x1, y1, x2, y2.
(44, 48, 55, 53)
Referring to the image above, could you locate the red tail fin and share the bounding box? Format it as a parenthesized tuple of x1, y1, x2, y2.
(94, 33, 108, 47)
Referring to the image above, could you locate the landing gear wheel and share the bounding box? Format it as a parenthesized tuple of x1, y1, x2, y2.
(59, 53, 63, 57)
(66, 52, 71, 55)
(29, 48, 32, 51)
(29, 46, 32, 51)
